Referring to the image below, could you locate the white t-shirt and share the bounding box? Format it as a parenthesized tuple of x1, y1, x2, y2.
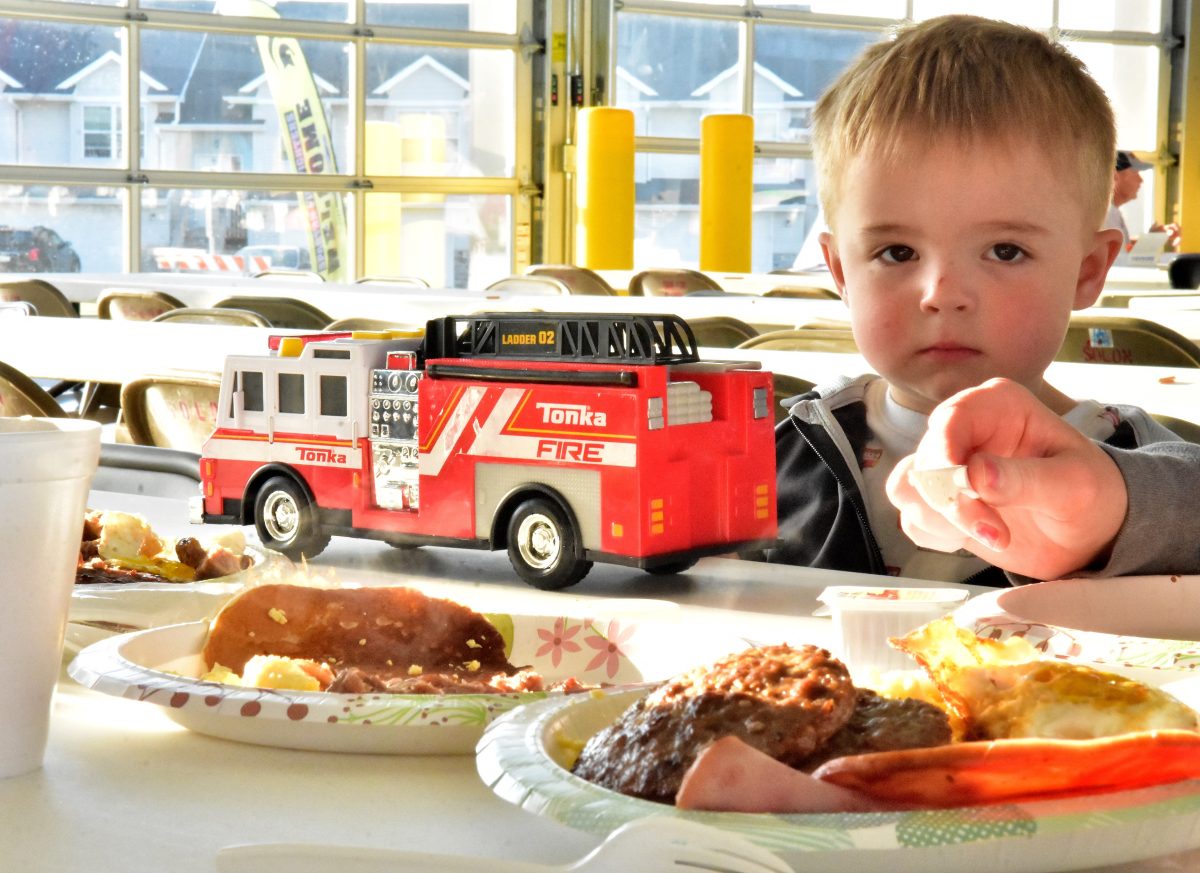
(858, 380, 1120, 581)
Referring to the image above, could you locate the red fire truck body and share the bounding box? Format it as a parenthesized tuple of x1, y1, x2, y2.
(195, 313, 778, 588)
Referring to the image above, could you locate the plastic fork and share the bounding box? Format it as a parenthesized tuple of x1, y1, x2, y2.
(216, 815, 793, 873)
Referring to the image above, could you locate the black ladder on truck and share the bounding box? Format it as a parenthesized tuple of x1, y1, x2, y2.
(422, 312, 701, 366)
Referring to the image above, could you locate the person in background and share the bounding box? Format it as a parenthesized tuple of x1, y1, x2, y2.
(1106, 150, 1180, 256)
(765, 15, 1181, 586)
(887, 378, 1200, 581)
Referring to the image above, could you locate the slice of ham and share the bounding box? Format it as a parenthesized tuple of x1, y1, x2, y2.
(676, 736, 907, 813)
(678, 730, 1200, 813)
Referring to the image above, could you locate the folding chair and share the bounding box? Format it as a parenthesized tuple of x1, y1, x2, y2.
(0, 359, 66, 418)
(212, 295, 332, 330)
(1058, 316, 1200, 367)
(627, 268, 723, 297)
(355, 275, 431, 288)
(120, 373, 222, 453)
(737, 328, 859, 353)
(485, 275, 570, 296)
(771, 374, 817, 424)
(97, 288, 185, 321)
(324, 316, 423, 333)
(152, 307, 271, 327)
(525, 264, 615, 296)
(0, 278, 77, 317)
(686, 316, 759, 348)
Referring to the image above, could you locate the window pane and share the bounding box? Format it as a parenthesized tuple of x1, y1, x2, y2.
(141, 187, 353, 280)
(912, 1, 1051, 29)
(140, 29, 351, 176)
(0, 20, 126, 168)
(616, 14, 740, 140)
(278, 372, 305, 414)
(1065, 41, 1160, 152)
(0, 185, 123, 272)
(1059, 2, 1162, 33)
(143, 0, 352, 24)
(363, 193, 511, 288)
(319, 375, 347, 417)
(753, 156, 822, 273)
(752, 25, 879, 145)
(242, 371, 264, 412)
(634, 153, 700, 267)
(365, 46, 514, 177)
(757, 0, 904, 15)
(367, 0, 517, 33)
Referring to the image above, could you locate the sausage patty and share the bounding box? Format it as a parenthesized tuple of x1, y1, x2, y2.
(572, 644, 856, 803)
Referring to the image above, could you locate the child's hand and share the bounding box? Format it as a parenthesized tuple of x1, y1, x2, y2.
(886, 379, 1128, 580)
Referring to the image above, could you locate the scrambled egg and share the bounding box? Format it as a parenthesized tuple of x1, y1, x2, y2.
(892, 616, 1198, 741)
(202, 656, 331, 692)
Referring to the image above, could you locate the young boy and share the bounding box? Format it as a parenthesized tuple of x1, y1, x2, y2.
(767, 15, 1180, 585)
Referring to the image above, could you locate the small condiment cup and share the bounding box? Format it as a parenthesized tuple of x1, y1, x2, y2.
(817, 585, 969, 679)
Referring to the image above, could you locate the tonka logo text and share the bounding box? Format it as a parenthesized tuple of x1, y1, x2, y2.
(536, 402, 607, 427)
(298, 446, 347, 464)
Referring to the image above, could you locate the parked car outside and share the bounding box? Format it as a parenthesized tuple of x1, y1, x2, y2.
(236, 244, 312, 274)
(0, 226, 81, 272)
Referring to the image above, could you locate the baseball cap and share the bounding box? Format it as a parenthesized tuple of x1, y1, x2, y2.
(1116, 150, 1153, 172)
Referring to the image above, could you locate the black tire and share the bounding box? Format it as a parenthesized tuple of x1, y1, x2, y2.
(644, 557, 699, 576)
(506, 497, 592, 590)
(253, 475, 330, 560)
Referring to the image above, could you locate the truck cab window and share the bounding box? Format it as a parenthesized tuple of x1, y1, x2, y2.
(278, 372, 305, 414)
(320, 374, 347, 417)
(242, 371, 264, 412)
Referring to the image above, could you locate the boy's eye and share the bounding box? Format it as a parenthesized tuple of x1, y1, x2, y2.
(989, 243, 1025, 262)
(879, 245, 916, 263)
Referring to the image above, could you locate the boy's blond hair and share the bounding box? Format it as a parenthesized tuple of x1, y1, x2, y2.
(813, 15, 1115, 233)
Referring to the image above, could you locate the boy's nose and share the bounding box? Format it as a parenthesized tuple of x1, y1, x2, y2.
(919, 269, 972, 313)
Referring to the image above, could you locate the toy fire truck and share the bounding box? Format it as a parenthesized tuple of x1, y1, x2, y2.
(193, 312, 777, 589)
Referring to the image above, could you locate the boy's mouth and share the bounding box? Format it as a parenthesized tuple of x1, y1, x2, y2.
(919, 343, 980, 360)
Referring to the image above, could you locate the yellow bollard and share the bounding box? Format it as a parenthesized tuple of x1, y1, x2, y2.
(576, 108, 634, 270)
(700, 114, 754, 273)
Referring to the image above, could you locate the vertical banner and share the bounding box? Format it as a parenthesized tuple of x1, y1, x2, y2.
(217, 0, 347, 281)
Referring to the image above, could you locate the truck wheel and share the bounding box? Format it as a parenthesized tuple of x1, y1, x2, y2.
(506, 497, 592, 590)
(253, 476, 330, 561)
(644, 557, 698, 576)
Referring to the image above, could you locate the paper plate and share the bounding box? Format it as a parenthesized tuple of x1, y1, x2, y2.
(476, 687, 1200, 873)
(67, 610, 748, 755)
(66, 547, 271, 655)
(954, 576, 1200, 685)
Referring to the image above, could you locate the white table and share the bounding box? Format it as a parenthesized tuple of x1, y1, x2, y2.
(6, 319, 1200, 425)
(5, 482, 1199, 872)
(41, 272, 849, 333)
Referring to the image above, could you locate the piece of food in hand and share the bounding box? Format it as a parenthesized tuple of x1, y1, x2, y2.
(909, 465, 973, 508)
(813, 729, 1200, 807)
(202, 583, 518, 685)
(892, 616, 1199, 740)
(571, 645, 859, 803)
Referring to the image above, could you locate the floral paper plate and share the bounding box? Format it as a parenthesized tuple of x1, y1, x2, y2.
(476, 687, 1200, 873)
(954, 575, 1200, 684)
(67, 610, 746, 755)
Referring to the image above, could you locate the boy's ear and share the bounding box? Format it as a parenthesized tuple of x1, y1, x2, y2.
(819, 232, 849, 302)
(1073, 228, 1124, 310)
